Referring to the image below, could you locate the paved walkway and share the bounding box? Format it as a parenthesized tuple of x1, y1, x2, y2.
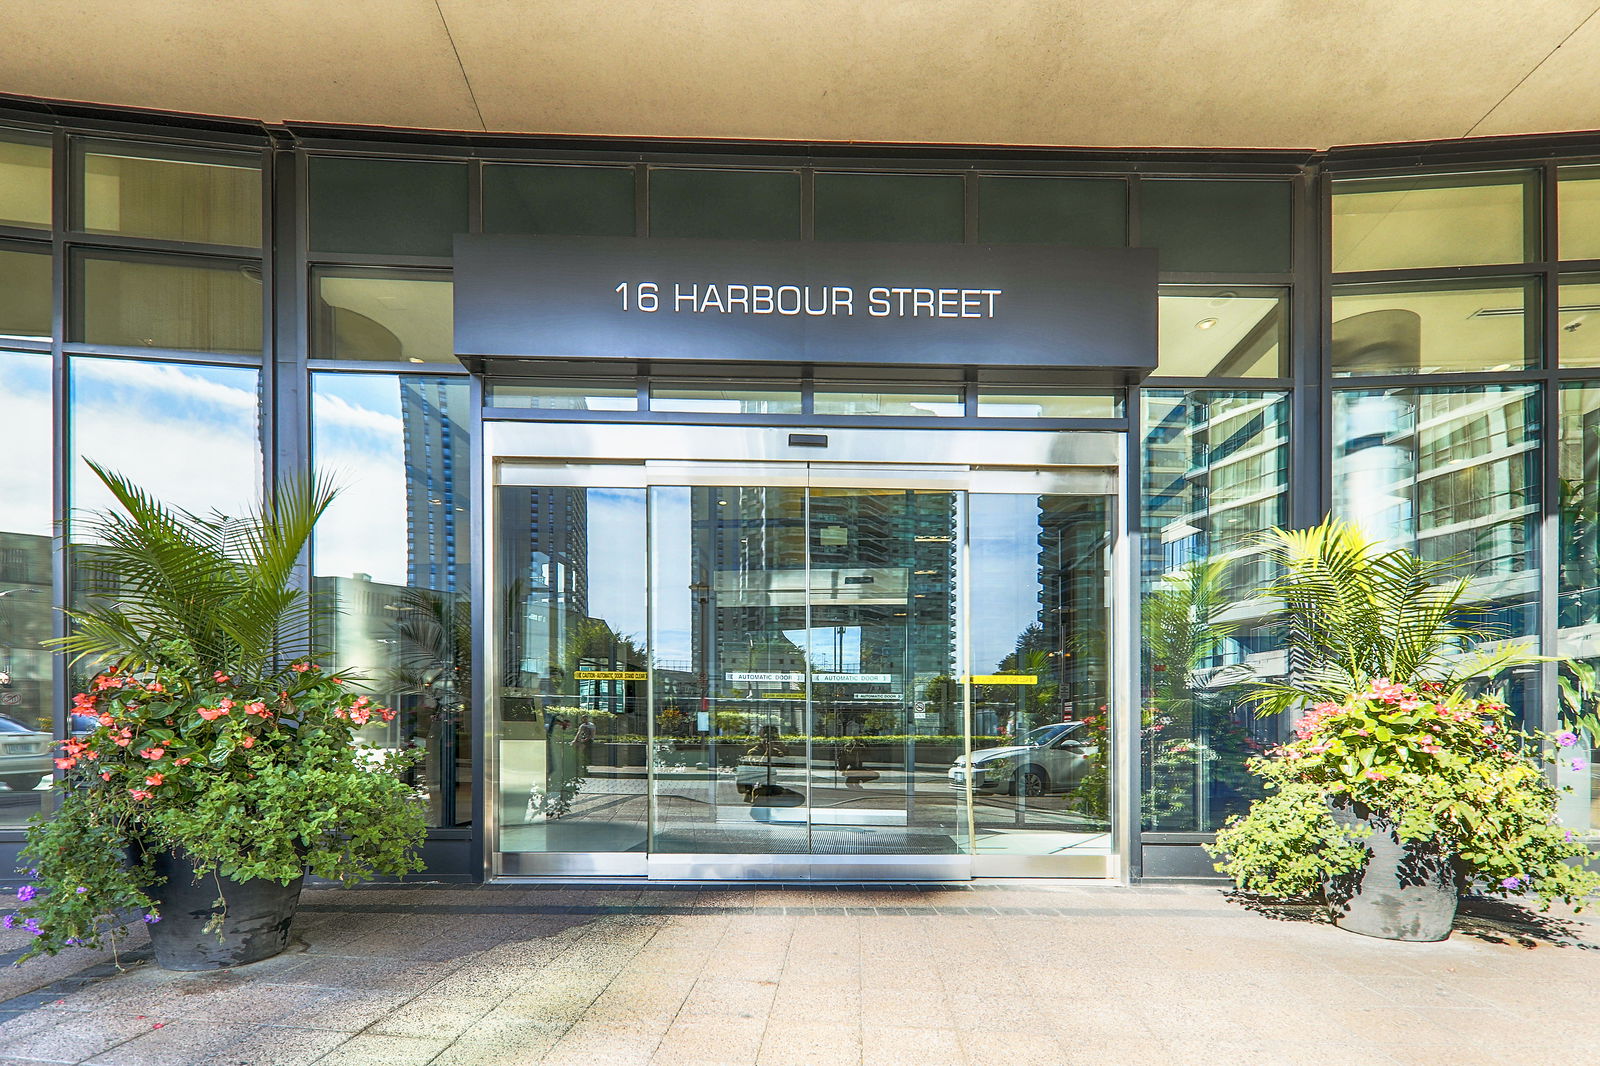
(0, 882, 1595, 1065)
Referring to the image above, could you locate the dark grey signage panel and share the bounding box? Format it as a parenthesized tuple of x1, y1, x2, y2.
(454, 235, 1156, 368)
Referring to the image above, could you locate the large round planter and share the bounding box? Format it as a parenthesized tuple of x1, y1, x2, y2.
(1325, 803, 1458, 942)
(146, 849, 304, 970)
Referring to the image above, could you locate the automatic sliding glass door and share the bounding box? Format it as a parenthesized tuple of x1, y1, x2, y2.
(489, 435, 1122, 880)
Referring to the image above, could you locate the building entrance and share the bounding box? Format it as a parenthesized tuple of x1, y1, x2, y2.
(486, 425, 1129, 880)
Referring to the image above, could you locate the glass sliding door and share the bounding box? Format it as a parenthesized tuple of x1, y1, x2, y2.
(488, 431, 1123, 879)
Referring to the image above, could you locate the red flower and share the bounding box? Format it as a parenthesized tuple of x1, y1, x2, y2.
(240, 737, 256, 749)
(128, 789, 153, 801)
(139, 747, 165, 760)
(244, 701, 270, 718)
(175, 757, 191, 766)
(99, 772, 111, 782)
(213, 671, 231, 684)
(145, 773, 164, 787)
(54, 757, 76, 770)
(197, 706, 228, 722)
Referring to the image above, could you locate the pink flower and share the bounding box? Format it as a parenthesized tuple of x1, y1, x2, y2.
(291, 662, 316, 673)
(138, 747, 165, 760)
(128, 789, 153, 802)
(197, 707, 226, 721)
(144, 773, 163, 787)
(54, 757, 76, 770)
(175, 757, 191, 766)
(240, 736, 256, 749)
(244, 701, 270, 718)
(100, 772, 111, 782)
(1368, 679, 1405, 702)
(213, 671, 231, 684)
(1364, 770, 1387, 781)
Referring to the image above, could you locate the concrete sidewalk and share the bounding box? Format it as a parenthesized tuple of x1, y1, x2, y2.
(0, 881, 1594, 1065)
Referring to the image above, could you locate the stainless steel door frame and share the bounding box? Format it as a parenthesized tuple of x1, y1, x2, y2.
(483, 423, 1128, 882)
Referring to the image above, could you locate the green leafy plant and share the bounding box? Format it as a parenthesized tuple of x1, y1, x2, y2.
(6, 465, 426, 961)
(1210, 682, 1600, 906)
(1208, 518, 1600, 910)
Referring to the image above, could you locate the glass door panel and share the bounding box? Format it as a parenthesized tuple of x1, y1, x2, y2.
(804, 486, 965, 855)
(648, 483, 812, 854)
(964, 492, 1114, 859)
(494, 486, 651, 858)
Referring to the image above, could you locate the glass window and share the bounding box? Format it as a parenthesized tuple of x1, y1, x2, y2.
(1334, 385, 1540, 640)
(484, 164, 635, 237)
(308, 157, 468, 257)
(1558, 276, 1600, 368)
(1331, 279, 1536, 376)
(649, 169, 800, 240)
(0, 242, 51, 342)
(312, 374, 473, 828)
(813, 386, 964, 417)
(0, 132, 51, 230)
(814, 172, 964, 243)
(976, 388, 1122, 418)
(1140, 389, 1289, 831)
(73, 249, 262, 355)
(313, 269, 453, 364)
(977, 175, 1125, 247)
(78, 141, 260, 247)
(650, 383, 801, 414)
(488, 381, 638, 411)
(1559, 382, 1600, 640)
(1332, 172, 1535, 272)
(1558, 165, 1600, 262)
(1156, 288, 1285, 378)
(69, 357, 261, 520)
(0, 351, 54, 822)
(1138, 180, 1291, 274)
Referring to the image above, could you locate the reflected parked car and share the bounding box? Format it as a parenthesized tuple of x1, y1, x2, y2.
(0, 715, 99, 792)
(947, 722, 1098, 797)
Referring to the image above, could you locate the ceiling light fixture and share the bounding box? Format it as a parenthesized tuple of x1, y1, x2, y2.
(1196, 318, 1219, 331)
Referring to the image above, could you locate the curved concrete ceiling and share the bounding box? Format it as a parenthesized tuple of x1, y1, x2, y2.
(6, 1, 1600, 149)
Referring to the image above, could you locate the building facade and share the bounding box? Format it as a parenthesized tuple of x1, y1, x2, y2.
(2, 95, 1598, 882)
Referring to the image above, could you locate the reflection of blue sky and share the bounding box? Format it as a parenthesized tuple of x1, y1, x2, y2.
(969, 495, 1049, 672)
(311, 373, 421, 587)
(648, 487, 693, 665)
(585, 488, 648, 646)
(70, 357, 261, 524)
(0, 352, 52, 537)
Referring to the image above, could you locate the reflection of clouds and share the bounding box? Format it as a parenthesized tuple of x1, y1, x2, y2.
(70, 357, 261, 523)
(312, 376, 407, 587)
(0, 353, 52, 537)
(969, 495, 1046, 672)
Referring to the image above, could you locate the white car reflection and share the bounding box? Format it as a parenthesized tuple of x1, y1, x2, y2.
(948, 722, 1098, 797)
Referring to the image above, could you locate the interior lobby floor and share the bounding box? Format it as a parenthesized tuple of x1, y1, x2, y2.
(0, 880, 1594, 1065)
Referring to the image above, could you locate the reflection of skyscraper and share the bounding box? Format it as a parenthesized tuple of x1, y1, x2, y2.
(498, 487, 588, 680)
(400, 379, 469, 594)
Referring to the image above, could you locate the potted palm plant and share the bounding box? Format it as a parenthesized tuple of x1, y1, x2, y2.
(5, 465, 426, 969)
(1208, 519, 1600, 940)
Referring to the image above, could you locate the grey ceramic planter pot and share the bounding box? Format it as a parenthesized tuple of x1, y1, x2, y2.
(145, 848, 304, 970)
(1325, 803, 1458, 942)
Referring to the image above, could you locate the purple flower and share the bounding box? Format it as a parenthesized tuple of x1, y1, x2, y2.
(1557, 731, 1580, 748)
(1571, 760, 1588, 772)
(142, 913, 160, 924)
(1500, 876, 1523, 890)
(1567, 829, 1578, 842)
(23, 918, 40, 935)
(15, 886, 35, 903)
(74, 886, 87, 895)
(1, 915, 13, 930)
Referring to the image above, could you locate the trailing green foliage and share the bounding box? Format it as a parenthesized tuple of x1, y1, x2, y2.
(7, 466, 425, 961)
(1210, 682, 1600, 908)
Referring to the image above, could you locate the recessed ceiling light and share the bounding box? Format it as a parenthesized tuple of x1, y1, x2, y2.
(1196, 318, 1219, 330)
(407, 357, 425, 363)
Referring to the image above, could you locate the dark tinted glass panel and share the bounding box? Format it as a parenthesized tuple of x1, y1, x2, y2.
(79, 141, 260, 247)
(309, 157, 468, 257)
(1141, 390, 1288, 831)
(312, 374, 474, 827)
(1157, 288, 1286, 377)
(0, 351, 54, 822)
(1139, 180, 1292, 273)
(1332, 279, 1536, 376)
(1333, 171, 1534, 272)
(312, 269, 453, 363)
(649, 169, 799, 240)
(484, 164, 635, 236)
(814, 172, 964, 243)
(977, 176, 1125, 247)
(0, 243, 51, 341)
(74, 250, 262, 355)
(0, 133, 51, 229)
